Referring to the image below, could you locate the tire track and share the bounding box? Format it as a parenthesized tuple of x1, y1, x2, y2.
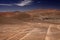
(7, 28, 33, 40)
(19, 28, 40, 40)
(45, 25, 52, 40)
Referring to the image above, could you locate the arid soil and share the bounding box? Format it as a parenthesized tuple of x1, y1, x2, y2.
(0, 9, 60, 40)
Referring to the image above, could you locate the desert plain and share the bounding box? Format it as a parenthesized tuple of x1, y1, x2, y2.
(0, 9, 60, 40)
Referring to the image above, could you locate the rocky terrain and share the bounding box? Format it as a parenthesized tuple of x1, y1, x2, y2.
(0, 9, 60, 40)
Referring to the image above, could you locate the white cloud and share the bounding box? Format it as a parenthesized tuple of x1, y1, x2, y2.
(0, 4, 12, 6)
(0, 0, 32, 6)
(16, 0, 32, 6)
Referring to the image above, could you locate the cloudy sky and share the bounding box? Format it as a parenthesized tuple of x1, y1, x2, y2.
(0, 0, 60, 11)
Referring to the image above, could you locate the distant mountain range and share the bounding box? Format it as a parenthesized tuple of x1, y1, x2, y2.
(0, 9, 60, 24)
(0, 9, 60, 17)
